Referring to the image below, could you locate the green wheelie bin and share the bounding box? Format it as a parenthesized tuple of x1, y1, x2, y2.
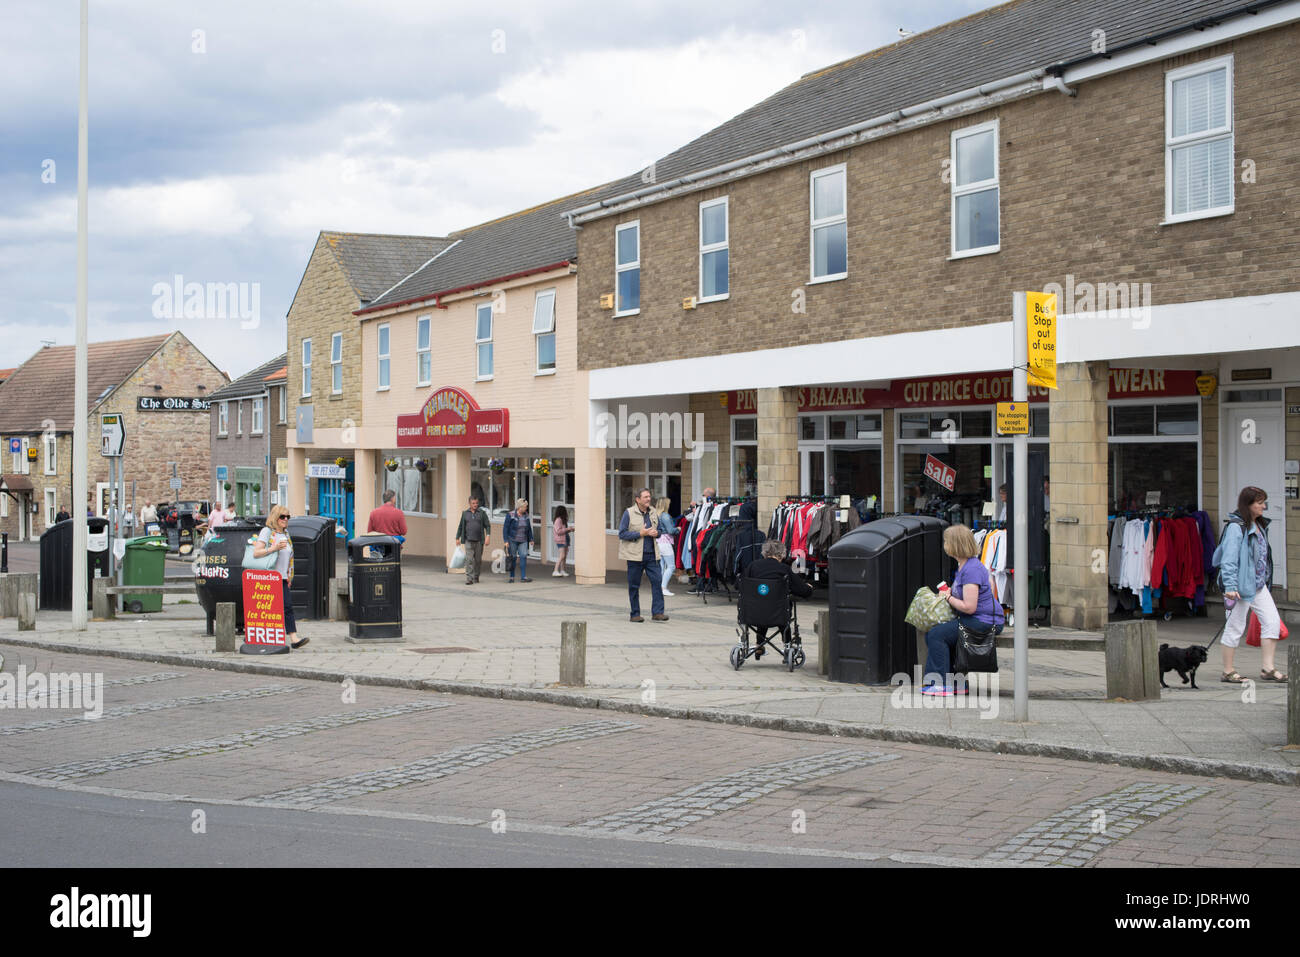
(122, 535, 169, 613)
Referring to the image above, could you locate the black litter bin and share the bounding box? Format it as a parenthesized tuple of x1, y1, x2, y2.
(38, 517, 111, 611)
(193, 520, 263, 635)
(826, 522, 908, 684)
(288, 516, 336, 620)
(347, 536, 402, 642)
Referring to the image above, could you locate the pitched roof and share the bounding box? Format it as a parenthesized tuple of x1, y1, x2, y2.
(209, 353, 289, 401)
(567, 0, 1268, 216)
(263, 365, 287, 382)
(0, 334, 171, 433)
(358, 183, 623, 313)
(324, 232, 459, 304)
(0, 368, 15, 383)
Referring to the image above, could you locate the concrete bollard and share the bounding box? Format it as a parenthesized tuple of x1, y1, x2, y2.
(215, 602, 237, 653)
(1, 573, 38, 618)
(91, 575, 115, 621)
(17, 592, 36, 631)
(817, 609, 830, 677)
(329, 577, 349, 621)
(560, 620, 586, 687)
(1105, 619, 1160, 701)
(1288, 643, 1299, 747)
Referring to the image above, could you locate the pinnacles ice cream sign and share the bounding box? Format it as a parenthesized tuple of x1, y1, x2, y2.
(396, 387, 509, 448)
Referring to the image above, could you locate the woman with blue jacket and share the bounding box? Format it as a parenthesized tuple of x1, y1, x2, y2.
(1215, 486, 1284, 683)
(502, 499, 534, 583)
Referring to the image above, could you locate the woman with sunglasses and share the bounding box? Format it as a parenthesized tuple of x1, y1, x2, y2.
(252, 505, 307, 649)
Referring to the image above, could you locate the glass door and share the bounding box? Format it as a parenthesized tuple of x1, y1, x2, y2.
(548, 468, 575, 564)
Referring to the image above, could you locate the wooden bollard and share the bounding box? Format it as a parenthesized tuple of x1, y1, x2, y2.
(91, 575, 115, 621)
(215, 602, 237, 653)
(560, 620, 586, 687)
(1288, 643, 1299, 747)
(0, 573, 37, 617)
(17, 592, 36, 631)
(1105, 619, 1160, 701)
(817, 609, 830, 677)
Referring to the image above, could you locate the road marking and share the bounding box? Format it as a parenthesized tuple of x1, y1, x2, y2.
(249, 719, 642, 808)
(982, 781, 1212, 866)
(29, 672, 185, 701)
(0, 685, 298, 737)
(23, 700, 450, 781)
(576, 748, 899, 836)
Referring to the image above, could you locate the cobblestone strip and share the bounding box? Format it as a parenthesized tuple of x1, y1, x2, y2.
(24, 700, 450, 781)
(250, 719, 642, 808)
(29, 672, 185, 700)
(577, 749, 899, 836)
(0, 685, 298, 737)
(982, 782, 1213, 867)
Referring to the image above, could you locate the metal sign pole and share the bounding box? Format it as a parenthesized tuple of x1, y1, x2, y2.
(1012, 292, 1030, 722)
(71, 0, 89, 630)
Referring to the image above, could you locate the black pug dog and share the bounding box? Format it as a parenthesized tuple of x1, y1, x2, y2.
(1159, 643, 1209, 689)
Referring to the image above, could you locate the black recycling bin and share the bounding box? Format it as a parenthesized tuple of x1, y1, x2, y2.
(826, 522, 908, 684)
(347, 536, 402, 642)
(39, 517, 111, 611)
(288, 516, 336, 620)
(884, 515, 953, 592)
(193, 520, 263, 635)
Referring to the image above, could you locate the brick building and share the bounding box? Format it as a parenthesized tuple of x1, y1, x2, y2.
(566, 0, 1300, 626)
(286, 232, 453, 539)
(0, 332, 227, 541)
(208, 353, 289, 518)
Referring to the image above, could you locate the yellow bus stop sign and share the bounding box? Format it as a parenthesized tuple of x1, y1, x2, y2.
(1026, 291, 1057, 389)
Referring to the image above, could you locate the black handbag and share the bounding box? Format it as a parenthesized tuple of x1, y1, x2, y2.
(953, 622, 999, 674)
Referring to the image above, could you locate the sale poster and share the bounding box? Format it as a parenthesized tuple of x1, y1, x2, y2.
(923, 454, 957, 492)
(241, 568, 287, 650)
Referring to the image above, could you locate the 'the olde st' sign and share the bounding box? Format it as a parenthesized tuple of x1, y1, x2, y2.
(137, 396, 211, 412)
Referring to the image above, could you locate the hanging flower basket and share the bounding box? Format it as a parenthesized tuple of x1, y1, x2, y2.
(414, 458, 429, 472)
(533, 457, 551, 477)
(223, 481, 232, 491)
(384, 458, 399, 472)
(487, 457, 506, 474)
(334, 456, 349, 468)
(251, 483, 261, 493)
(343, 480, 355, 493)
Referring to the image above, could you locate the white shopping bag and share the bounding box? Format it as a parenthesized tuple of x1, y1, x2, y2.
(450, 545, 466, 569)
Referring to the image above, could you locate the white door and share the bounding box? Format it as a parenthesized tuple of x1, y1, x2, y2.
(1224, 405, 1286, 587)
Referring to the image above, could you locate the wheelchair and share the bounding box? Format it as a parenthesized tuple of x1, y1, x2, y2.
(731, 574, 805, 672)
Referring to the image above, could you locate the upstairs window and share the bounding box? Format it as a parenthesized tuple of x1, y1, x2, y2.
(252, 398, 264, 434)
(476, 304, 494, 379)
(377, 323, 390, 390)
(43, 433, 56, 474)
(219, 402, 229, 435)
(301, 339, 312, 397)
(533, 289, 556, 374)
(278, 386, 286, 424)
(1166, 56, 1233, 222)
(615, 221, 640, 315)
(330, 332, 343, 394)
(416, 315, 432, 386)
(810, 166, 847, 281)
(951, 121, 999, 256)
(699, 197, 729, 301)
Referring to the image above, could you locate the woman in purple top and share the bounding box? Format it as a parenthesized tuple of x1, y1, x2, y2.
(923, 524, 1004, 695)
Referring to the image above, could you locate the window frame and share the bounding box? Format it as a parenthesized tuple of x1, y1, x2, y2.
(416, 315, 432, 387)
(218, 401, 229, 436)
(533, 288, 557, 376)
(1164, 55, 1234, 225)
(251, 397, 264, 435)
(236, 401, 243, 435)
(950, 120, 1000, 259)
(809, 165, 848, 283)
(376, 323, 391, 391)
(330, 332, 343, 395)
(698, 196, 729, 302)
(614, 220, 641, 317)
(476, 303, 494, 381)
(301, 338, 312, 398)
(278, 386, 286, 424)
(43, 432, 57, 475)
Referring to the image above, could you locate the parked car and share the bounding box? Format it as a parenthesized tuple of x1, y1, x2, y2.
(160, 500, 210, 527)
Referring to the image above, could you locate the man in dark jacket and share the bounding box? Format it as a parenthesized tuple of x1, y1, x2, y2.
(743, 539, 812, 658)
(454, 496, 491, 585)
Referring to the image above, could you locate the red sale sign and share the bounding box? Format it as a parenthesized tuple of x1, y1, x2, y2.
(923, 454, 956, 492)
(241, 569, 287, 648)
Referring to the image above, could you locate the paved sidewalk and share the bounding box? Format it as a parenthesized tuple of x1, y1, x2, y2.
(3, 560, 1295, 783)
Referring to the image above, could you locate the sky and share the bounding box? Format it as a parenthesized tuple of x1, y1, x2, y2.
(1, 0, 985, 380)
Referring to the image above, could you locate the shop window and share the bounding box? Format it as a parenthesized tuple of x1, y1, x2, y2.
(606, 456, 682, 528)
(951, 121, 999, 256)
(1166, 56, 1233, 223)
(380, 454, 438, 516)
(960, 410, 992, 437)
(799, 416, 826, 440)
(1223, 389, 1281, 402)
(732, 417, 758, 442)
(1030, 406, 1049, 437)
(899, 444, 993, 517)
(699, 197, 729, 301)
(899, 413, 929, 440)
(1110, 404, 1154, 437)
(1155, 403, 1198, 436)
(416, 316, 431, 386)
(377, 324, 390, 390)
(810, 165, 847, 281)
(476, 304, 494, 379)
(1109, 443, 1199, 513)
(829, 415, 883, 440)
(615, 221, 640, 316)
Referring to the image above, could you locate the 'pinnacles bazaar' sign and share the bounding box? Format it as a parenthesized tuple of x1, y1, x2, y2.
(396, 387, 509, 448)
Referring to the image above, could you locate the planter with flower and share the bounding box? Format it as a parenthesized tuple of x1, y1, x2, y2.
(487, 457, 506, 474)
(532, 458, 551, 477)
(414, 458, 429, 472)
(334, 456, 349, 468)
(384, 458, 399, 472)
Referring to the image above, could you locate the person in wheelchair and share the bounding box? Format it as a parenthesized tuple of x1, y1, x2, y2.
(741, 540, 813, 660)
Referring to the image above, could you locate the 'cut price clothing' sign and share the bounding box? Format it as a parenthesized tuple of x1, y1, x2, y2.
(241, 569, 287, 648)
(923, 454, 957, 491)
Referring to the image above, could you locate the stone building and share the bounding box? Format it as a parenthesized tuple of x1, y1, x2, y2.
(0, 332, 227, 541)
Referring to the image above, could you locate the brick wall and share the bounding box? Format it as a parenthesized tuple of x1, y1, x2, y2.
(577, 28, 1300, 370)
